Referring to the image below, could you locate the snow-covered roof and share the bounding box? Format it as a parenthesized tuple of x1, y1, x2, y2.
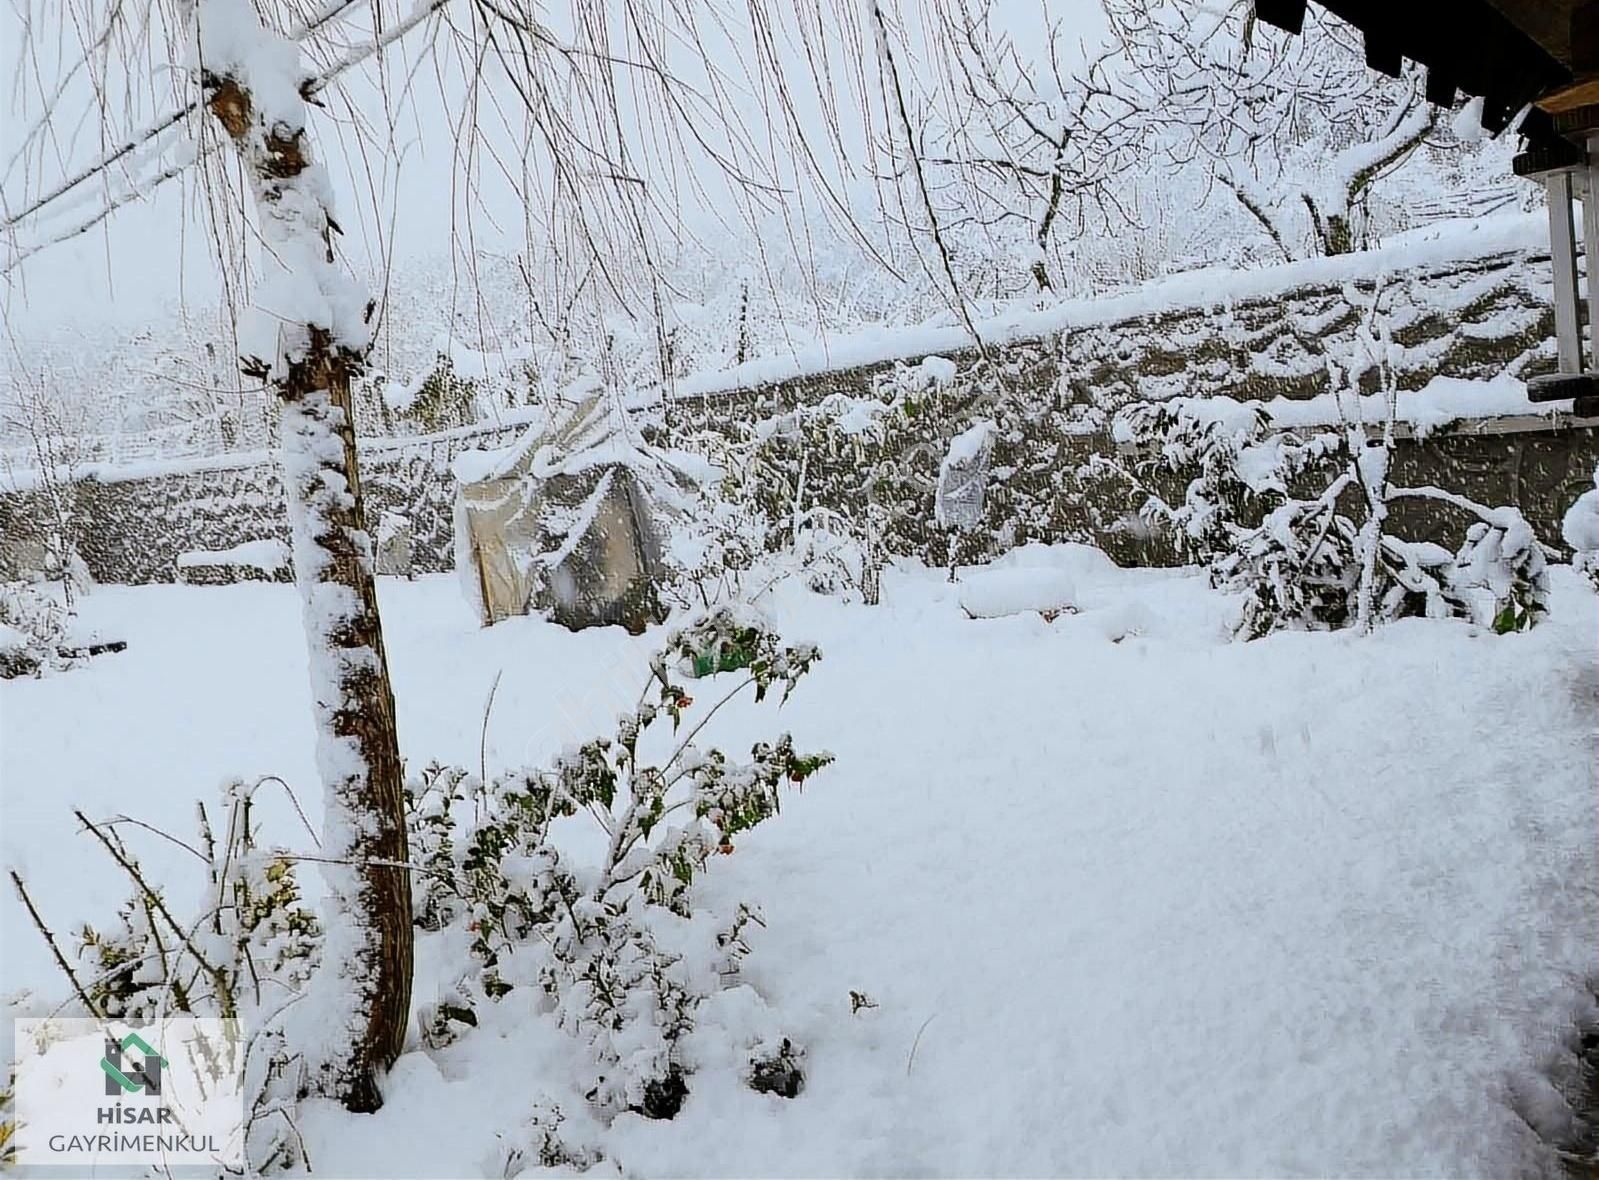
(1259, 0, 1576, 138)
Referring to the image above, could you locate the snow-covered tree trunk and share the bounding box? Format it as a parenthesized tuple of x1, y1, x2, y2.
(195, 0, 411, 1113)
(1309, 94, 1435, 257)
(1352, 436, 1389, 633)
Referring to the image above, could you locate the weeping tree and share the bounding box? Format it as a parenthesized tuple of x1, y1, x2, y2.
(2, 0, 943, 1114)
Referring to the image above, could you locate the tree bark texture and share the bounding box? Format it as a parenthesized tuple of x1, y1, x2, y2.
(205, 73, 412, 1114)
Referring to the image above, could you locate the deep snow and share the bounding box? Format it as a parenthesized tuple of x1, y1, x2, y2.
(2, 550, 1596, 1176)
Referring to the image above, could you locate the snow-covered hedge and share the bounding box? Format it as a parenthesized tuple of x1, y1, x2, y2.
(1102, 314, 1555, 640)
(0, 582, 77, 678)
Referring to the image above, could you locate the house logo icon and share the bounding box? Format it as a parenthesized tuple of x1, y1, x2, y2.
(101, 1033, 167, 1096)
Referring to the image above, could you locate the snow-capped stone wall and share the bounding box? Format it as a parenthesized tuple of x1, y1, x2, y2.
(4, 234, 1595, 583)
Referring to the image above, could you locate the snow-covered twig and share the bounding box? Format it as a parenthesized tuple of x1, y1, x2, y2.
(9, 869, 106, 1020)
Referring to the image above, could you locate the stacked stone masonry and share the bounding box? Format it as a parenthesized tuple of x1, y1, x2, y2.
(3, 247, 1595, 584)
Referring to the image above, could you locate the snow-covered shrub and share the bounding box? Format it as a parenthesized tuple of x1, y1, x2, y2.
(8, 780, 324, 1171)
(72, 779, 322, 1024)
(657, 428, 869, 608)
(1211, 496, 1361, 638)
(407, 606, 831, 1121)
(497, 1096, 604, 1175)
(745, 390, 903, 594)
(1108, 395, 1341, 561)
(0, 581, 77, 678)
(1449, 511, 1550, 632)
(1563, 465, 1599, 592)
(664, 398, 891, 605)
(786, 519, 870, 600)
(657, 433, 766, 610)
(1109, 394, 1551, 639)
(1106, 393, 1358, 637)
(386, 352, 483, 432)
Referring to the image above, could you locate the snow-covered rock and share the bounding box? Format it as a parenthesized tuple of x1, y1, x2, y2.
(958, 566, 1077, 619)
(917, 354, 957, 387)
(175, 538, 290, 584)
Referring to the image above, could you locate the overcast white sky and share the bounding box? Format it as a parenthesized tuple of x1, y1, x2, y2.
(1, 0, 1110, 342)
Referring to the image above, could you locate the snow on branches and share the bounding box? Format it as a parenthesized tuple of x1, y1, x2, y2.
(1105, 289, 1551, 639)
(1102, 0, 1456, 260)
(189, 0, 372, 378)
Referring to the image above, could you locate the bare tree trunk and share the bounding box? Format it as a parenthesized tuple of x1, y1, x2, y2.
(1315, 93, 1435, 258)
(1031, 140, 1069, 292)
(204, 64, 411, 1114)
(1322, 209, 1354, 256)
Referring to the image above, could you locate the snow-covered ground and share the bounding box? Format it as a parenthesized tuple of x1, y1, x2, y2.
(3, 548, 1595, 1176)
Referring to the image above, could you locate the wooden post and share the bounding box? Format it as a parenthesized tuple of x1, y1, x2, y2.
(1583, 134, 1599, 367)
(1547, 171, 1584, 374)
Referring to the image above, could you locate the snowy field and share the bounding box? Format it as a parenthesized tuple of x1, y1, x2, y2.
(3, 548, 1596, 1177)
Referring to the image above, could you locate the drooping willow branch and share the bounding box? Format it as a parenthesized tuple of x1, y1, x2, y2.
(3, 0, 369, 233)
(3, 0, 451, 273)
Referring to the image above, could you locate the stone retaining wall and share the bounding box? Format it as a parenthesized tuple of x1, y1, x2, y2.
(4, 242, 1595, 584)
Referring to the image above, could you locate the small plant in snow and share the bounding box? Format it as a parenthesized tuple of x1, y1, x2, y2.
(11, 778, 325, 1172)
(497, 1096, 604, 1175)
(1450, 513, 1551, 633)
(659, 433, 766, 610)
(0, 1066, 15, 1168)
(672, 412, 884, 606)
(70, 780, 322, 1026)
(0, 580, 77, 679)
(408, 606, 831, 1123)
(1214, 496, 1363, 637)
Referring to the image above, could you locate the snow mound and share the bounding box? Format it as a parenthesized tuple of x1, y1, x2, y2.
(917, 355, 957, 387)
(1562, 483, 1599, 555)
(1072, 599, 1157, 643)
(958, 566, 1077, 619)
(0, 622, 27, 654)
(991, 540, 1119, 581)
(382, 374, 426, 413)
